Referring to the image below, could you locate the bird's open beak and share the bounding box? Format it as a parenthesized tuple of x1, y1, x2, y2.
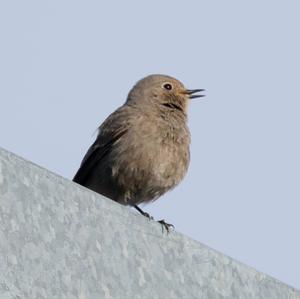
(185, 89, 205, 99)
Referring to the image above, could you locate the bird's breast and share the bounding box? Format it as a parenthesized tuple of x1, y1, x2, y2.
(108, 112, 191, 203)
(130, 116, 190, 186)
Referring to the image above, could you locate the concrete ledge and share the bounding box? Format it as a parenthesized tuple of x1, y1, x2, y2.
(0, 147, 299, 299)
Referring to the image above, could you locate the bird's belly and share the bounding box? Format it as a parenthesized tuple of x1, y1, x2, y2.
(113, 143, 189, 204)
(152, 152, 187, 185)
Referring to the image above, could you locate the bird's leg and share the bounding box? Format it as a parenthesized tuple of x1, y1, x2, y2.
(134, 205, 154, 220)
(158, 219, 174, 234)
(134, 206, 174, 233)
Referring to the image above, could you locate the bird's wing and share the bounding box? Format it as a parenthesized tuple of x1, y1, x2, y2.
(73, 107, 130, 185)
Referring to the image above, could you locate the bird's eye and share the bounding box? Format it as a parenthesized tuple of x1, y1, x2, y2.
(163, 83, 173, 90)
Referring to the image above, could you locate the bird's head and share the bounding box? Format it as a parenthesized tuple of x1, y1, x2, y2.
(126, 74, 204, 115)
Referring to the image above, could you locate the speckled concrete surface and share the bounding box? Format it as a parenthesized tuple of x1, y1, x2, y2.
(0, 148, 299, 299)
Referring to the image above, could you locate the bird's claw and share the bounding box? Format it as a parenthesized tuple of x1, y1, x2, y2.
(134, 205, 154, 220)
(158, 219, 174, 233)
(141, 211, 154, 220)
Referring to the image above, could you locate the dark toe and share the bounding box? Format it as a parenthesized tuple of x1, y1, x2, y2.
(142, 212, 154, 220)
(158, 219, 174, 233)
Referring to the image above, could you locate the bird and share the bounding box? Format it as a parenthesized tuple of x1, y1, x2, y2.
(73, 74, 204, 231)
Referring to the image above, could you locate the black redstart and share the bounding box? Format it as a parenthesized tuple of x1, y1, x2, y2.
(73, 74, 204, 230)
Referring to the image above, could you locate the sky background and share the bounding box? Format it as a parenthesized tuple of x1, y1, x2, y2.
(0, 0, 299, 289)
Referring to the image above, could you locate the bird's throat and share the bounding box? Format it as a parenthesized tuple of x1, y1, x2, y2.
(162, 102, 184, 113)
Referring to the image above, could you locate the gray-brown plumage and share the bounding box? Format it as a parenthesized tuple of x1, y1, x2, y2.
(73, 74, 204, 226)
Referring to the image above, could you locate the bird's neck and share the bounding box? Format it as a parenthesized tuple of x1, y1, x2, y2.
(158, 98, 188, 119)
(125, 96, 188, 120)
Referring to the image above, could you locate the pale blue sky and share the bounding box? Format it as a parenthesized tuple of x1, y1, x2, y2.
(1, 0, 299, 289)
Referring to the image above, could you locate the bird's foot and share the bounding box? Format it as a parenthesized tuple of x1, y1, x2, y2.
(158, 219, 174, 233)
(141, 211, 154, 220)
(134, 205, 154, 220)
(134, 206, 174, 232)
